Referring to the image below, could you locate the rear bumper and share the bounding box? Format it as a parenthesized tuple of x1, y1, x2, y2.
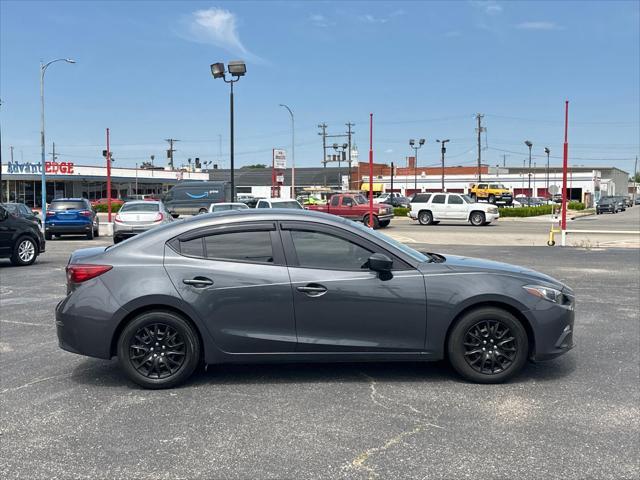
(45, 223, 92, 234)
(113, 223, 155, 236)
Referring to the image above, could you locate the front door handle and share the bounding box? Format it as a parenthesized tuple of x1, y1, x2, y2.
(296, 284, 328, 297)
(183, 277, 214, 288)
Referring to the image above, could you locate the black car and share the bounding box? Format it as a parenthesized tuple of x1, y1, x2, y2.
(0, 204, 46, 266)
(596, 198, 618, 214)
(1, 202, 41, 226)
(382, 196, 411, 208)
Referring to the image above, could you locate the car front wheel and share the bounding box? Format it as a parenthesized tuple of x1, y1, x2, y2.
(11, 236, 38, 266)
(117, 311, 201, 389)
(447, 307, 528, 383)
(470, 211, 485, 226)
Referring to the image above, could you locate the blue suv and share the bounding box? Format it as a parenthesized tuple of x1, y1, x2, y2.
(45, 198, 99, 240)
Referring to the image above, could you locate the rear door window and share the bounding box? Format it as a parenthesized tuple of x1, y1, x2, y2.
(448, 195, 463, 204)
(432, 194, 446, 204)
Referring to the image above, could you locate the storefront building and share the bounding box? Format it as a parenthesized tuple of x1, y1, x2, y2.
(1, 161, 208, 207)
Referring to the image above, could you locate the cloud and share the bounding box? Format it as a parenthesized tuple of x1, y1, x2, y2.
(516, 21, 562, 30)
(180, 8, 263, 62)
(470, 1, 503, 15)
(359, 10, 405, 24)
(310, 14, 334, 28)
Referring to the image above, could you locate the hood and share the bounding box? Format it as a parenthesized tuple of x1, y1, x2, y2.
(429, 254, 565, 289)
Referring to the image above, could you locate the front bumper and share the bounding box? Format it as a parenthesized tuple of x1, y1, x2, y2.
(530, 301, 575, 361)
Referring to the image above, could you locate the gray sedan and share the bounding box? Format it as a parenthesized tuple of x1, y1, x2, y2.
(56, 210, 574, 389)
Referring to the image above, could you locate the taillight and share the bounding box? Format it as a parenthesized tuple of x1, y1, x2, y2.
(154, 212, 164, 222)
(80, 210, 92, 217)
(66, 264, 112, 284)
(46, 211, 56, 217)
(114, 214, 123, 223)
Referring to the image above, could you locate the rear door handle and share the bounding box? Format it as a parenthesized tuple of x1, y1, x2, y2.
(183, 277, 214, 288)
(296, 284, 328, 297)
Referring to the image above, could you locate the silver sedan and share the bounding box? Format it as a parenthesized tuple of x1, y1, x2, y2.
(113, 201, 173, 244)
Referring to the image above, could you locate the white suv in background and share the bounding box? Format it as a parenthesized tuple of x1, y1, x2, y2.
(408, 192, 499, 226)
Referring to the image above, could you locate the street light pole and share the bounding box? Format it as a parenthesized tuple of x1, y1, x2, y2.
(525, 140, 533, 200)
(437, 139, 450, 191)
(279, 104, 295, 198)
(409, 138, 425, 193)
(211, 61, 246, 202)
(40, 58, 75, 219)
(544, 147, 550, 199)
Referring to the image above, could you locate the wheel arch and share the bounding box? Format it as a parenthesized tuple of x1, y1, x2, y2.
(109, 300, 210, 360)
(443, 300, 536, 360)
(468, 209, 486, 222)
(12, 231, 41, 254)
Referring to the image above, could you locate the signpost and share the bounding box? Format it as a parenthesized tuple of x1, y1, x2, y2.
(272, 149, 286, 198)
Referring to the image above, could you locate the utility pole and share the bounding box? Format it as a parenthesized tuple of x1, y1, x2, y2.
(390, 162, 394, 194)
(346, 122, 355, 190)
(633, 155, 638, 204)
(475, 113, 485, 181)
(51, 142, 56, 162)
(165, 138, 179, 170)
(318, 123, 328, 186)
(503, 154, 508, 168)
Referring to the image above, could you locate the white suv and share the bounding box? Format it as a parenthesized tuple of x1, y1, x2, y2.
(409, 192, 499, 226)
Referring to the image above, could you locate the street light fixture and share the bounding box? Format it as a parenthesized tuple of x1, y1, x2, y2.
(524, 140, 533, 203)
(436, 139, 450, 192)
(210, 60, 247, 202)
(544, 147, 551, 199)
(333, 143, 348, 190)
(40, 58, 75, 219)
(409, 138, 425, 193)
(279, 104, 295, 198)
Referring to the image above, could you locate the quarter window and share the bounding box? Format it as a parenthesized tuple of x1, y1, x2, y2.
(432, 194, 446, 204)
(290, 230, 372, 270)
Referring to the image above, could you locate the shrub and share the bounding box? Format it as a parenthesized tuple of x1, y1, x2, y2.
(568, 201, 585, 210)
(498, 205, 556, 217)
(93, 203, 122, 213)
(393, 207, 410, 217)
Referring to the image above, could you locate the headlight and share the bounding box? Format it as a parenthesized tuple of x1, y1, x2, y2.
(488, 207, 498, 214)
(523, 285, 563, 304)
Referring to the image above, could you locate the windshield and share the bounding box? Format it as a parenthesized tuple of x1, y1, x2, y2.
(349, 220, 430, 263)
(3, 204, 18, 213)
(489, 184, 506, 189)
(120, 203, 160, 212)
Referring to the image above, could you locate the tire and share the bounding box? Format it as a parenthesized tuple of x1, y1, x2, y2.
(45, 231, 52, 240)
(431, 221, 440, 225)
(86, 227, 94, 240)
(470, 211, 485, 226)
(379, 220, 390, 228)
(117, 311, 201, 389)
(198, 208, 207, 215)
(94, 222, 100, 238)
(447, 307, 528, 384)
(488, 194, 496, 204)
(363, 215, 380, 229)
(418, 210, 433, 225)
(10, 236, 38, 266)
(547, 240, 556, 246)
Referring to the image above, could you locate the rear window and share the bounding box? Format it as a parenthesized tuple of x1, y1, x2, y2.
(120, 203, 160, 212)
(412, 194, 431, 203)
(50, 201, 86, 211)
(271, 201, 302, 209)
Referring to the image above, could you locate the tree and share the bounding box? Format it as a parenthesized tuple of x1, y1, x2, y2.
(633, 172, 640, 183)
(242, 164, 267, 169)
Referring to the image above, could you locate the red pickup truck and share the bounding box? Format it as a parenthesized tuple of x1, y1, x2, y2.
(307, 193, 394, 228)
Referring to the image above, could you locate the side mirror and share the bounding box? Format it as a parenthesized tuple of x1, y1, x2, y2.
(367, 253, 393, 273)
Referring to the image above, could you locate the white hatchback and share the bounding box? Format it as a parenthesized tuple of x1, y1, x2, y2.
(408, 193, 499, 226)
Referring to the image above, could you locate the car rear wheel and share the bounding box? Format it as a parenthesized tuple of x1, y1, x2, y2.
(117, 311, 201, 389)
(11, 236, 38, 266)
(198, 208, 207, 215)
(86, 227, 94, 240)
(448, 307, 528, 383)
(470, 211, 485, 226)
(418, 211, 433, 225)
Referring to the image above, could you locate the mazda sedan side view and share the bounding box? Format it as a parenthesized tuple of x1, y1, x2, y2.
(56, 210, 574, 389)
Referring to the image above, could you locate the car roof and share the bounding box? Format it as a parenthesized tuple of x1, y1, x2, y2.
(261, 198, 299, 202)
(51, 198, 86, 202)
(122, 200, 161, 205)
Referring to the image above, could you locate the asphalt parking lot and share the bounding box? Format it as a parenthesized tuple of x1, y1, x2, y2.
(1, 235, 639, 479)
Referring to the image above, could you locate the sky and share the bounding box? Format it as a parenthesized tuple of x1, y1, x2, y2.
(1, 0, 639, 175)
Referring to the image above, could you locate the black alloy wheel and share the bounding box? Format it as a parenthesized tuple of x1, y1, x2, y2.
(448, 307, 528, 383)
(118, 311, 201, 389)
